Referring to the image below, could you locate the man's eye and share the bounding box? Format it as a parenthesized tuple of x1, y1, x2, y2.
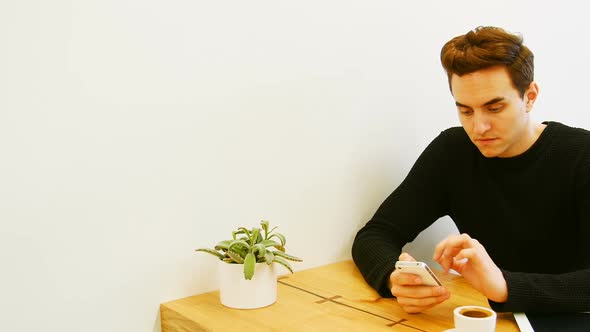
(459, 109, 473, 115)
(488, 105, 503, 112)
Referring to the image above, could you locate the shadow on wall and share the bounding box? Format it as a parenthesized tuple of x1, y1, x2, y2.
(153, 307, 161, 332)
(401, 216, 459, 269)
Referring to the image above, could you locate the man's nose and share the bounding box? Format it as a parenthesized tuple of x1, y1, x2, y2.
(473, 112, 491, 135)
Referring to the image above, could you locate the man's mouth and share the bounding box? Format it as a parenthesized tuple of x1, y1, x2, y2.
(476, 138, 497, 145)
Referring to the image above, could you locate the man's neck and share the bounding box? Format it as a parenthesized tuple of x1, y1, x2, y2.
(521, 121, 547, 154)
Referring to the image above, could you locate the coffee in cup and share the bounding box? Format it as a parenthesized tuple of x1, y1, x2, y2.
(453, 305, 496, 332)
(459, 307, 493, 318)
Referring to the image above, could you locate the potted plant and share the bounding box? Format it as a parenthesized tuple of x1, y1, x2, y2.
(196, 220, 302, 309)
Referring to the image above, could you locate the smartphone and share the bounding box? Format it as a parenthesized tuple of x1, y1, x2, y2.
(395, 261, 443, 287)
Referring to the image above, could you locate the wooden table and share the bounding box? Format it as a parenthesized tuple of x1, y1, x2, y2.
(161, 260, 519, 331)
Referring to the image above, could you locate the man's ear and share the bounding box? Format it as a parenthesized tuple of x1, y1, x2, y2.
(525, 81, 540, 112)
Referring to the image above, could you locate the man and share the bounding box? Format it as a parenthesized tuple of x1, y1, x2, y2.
(352, 26, 590, 314)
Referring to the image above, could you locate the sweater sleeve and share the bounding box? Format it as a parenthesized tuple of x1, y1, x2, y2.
(352, 131, 451, 297)
(489, 269, 590, 312)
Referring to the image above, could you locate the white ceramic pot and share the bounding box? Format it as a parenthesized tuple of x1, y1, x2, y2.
(218, 260, 277, 309)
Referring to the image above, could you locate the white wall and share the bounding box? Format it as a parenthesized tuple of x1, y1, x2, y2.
(1, 1, 589, 331)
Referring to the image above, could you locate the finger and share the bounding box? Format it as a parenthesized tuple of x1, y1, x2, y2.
(401, 291, 451, 313)
(448, 254, 469, 274)
(433, 233, 465, 252)
(433, 234, 466, 260)
(391, 281, 448, 299)
(439, 256, 453, 273)
(434, 247, 458, 273)
(437, 247, 463, 271)
(433, 237, 450, 261)
(434, 234, 476, 263)
(396, 291, 450, 308)
(454, 247, 478, 262)
(391, 271, 423, 286)
(402, 285, 448, 299)
(442, 233, 476, 249)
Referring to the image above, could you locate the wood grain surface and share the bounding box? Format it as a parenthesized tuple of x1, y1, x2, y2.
(161, 260, 519, 331)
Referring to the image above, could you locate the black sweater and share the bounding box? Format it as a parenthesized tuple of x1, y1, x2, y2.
(352, 121, 590, 313)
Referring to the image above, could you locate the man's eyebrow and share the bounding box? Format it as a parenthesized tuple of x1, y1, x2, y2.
(455, 101, 470, 108)
(483, 97, 505, 106)
(455, 97, 505, 108)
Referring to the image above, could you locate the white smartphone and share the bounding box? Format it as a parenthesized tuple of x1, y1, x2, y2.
(394, 261, 443, 287)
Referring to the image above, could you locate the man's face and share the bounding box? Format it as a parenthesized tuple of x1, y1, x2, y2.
(451, 66, 536, 158)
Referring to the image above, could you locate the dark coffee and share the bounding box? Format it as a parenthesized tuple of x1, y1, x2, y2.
(460, 308, 492, 318)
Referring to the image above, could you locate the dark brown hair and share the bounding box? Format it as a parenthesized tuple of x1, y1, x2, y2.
(440, 26, 534, 97)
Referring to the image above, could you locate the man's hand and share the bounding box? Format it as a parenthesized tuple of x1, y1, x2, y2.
(433, 233, 508, 303)
(389, 253, 450, 313)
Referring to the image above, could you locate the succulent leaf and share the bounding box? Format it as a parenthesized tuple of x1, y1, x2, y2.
(266, 226, 278, 237)
(269, 233, 286, 247)
(237, 227, 251, 236)
(264, 251, 274, 265)
(272, 250, 303, 262)
(232, 227, 250, 240)
(228, 239, 250, 252)
(250, 228, 261, 246)
(252, 243, 266, 259)
(227, 249, 245, 263)
(195, 248, 225, 260)
(260, 239, 282, 248)
(244, 253, 256, 280)
(260, 220, 269, 234)
(195, 220, 301, 279)
(214, 240, 231, 251)
(273, 256, 294, 274)
(233, 246, 248, 257)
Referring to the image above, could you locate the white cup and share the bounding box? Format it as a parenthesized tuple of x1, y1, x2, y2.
(453, 305, 497, 332)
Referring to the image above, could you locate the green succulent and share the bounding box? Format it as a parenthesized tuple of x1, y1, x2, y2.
(196, 220, 302, 280)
